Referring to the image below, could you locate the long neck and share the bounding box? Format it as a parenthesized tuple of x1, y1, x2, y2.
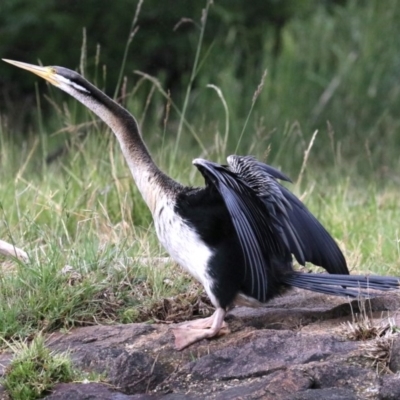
(71, 85, 179, 213)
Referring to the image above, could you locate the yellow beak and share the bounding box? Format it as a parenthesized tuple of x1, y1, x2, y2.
(2, 59, 58, 86)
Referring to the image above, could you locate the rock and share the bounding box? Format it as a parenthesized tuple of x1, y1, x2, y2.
(303, 361, 380, 397)
(210, 370, 312, 400)
(389, 335, 400, 372)
(0, 290, 399, 399)
(288, 387, 359, 400)
(379, 375, 400, 400)
(0, 385, 9, 400)
(174, 330, 357, 382)
(45, 383, 136, 399)
(48, 324, 172, 394)
(45, 383, 196, 400)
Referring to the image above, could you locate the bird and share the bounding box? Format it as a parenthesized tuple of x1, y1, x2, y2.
(4, 59, 399, 350)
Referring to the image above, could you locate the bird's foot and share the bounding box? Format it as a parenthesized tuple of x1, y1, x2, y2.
(172, 324, 230, 350)
(172, 308, 228, 350)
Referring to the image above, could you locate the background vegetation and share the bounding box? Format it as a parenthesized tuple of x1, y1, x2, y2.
(1, 0, 400, 174)
(0, 0, 399, 357)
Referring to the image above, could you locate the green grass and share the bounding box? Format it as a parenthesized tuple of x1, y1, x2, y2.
(1, 335, 91, 399)
(0, 124, 201, 342)
(2, 340, 73, 399)
(0, 0, 400, 394)
(0, 110, 399, 344)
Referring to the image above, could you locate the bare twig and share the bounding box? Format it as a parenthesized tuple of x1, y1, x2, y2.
(0, 240, 28, 262)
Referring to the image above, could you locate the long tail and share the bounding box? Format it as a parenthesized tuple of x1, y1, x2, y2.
(282, 272, 400, 298)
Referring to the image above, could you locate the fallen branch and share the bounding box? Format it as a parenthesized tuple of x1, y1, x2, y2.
(0, 240, 29, 262)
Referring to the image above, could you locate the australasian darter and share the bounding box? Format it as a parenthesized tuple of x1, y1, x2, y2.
(4, 59, 399, 350)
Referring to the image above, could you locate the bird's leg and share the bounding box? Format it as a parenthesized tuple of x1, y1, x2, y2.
(172, 308, 229, 350)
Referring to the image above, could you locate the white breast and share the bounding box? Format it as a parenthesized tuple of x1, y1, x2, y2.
(153, 196, 219, 307)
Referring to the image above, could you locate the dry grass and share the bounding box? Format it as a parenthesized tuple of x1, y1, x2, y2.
(340, 299, 399, 374)
(362, 335, 394, 374)
(135, 284, 214, 324)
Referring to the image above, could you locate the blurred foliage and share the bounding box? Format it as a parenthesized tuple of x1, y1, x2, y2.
(1, 0, 400, 175)
(0, 0, 313, 105)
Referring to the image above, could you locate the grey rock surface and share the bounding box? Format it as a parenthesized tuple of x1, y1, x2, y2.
(1, 289, 400, 399)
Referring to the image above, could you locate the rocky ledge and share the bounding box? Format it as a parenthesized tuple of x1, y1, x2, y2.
(1, 289, 400, 399)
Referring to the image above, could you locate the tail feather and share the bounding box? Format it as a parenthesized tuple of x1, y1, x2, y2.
(282, 272, 399, 298)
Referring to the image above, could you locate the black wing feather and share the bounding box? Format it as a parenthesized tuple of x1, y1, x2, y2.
(247, 159, 292, 183)
(279, 185, 348, 274)
(227, 155, 348, 275)
(193, 158, 290, 303)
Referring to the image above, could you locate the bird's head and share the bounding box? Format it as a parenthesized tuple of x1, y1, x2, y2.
(3, 59, 91, 97)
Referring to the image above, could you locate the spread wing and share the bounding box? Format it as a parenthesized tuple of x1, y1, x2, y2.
(227, 155, 348, 275)
(193, 158, 291, 303)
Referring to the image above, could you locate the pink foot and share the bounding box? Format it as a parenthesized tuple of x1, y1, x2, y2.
(172, 308, 228, 350)
(172, 322, 230, 350)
